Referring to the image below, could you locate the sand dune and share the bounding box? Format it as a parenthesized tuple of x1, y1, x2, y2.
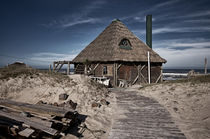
(0, 66, 115, 138)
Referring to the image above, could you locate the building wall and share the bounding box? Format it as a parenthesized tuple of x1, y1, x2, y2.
(75, 62, 162, 86)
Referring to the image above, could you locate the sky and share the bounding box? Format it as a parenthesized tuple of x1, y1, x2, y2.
(0, 0, 210, 69)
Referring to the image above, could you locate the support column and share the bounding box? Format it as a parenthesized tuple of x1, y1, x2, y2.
(205, 58, 207, 74)
(148, 51, 151, 84)
(67, 61, 70, 75)
(113, 63, 118, 87)
(160, 66, 163, 82)
(49, 64, 52, 72)
(84, 65, 87, 75)
(53, 62, 55, 72)
(116, 63, 118, 86)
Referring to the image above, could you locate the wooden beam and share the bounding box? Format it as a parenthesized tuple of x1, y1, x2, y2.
(139, 65, 148, 83)
(0, 99, 75, 118)
(155, 74, 162, 83)
(0, 110, 57, 135)
(113, 63, 118, 87)
(92, 63, 99, 76)
(57, 63, 64, 72)
(117, 64, 122, 69)
(160, 66, 163, 82)
(140, 65, 146, 71)
(18, 128, 35, 137)
(53, 62, 55, 71)
(93, 63, 99, 71)
(54, 63, 60, 71)
(148, 51, 151, 84)
(132, 65, 141, 85)
(140, 73, 148, 83)
(49, 64, 52, 72)
(67, 61, 70, 75)
(205, 58, 207, 74)
(115, 63, 118, 86)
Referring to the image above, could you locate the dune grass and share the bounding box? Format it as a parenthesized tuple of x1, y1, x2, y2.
(0, 64, 69, 81)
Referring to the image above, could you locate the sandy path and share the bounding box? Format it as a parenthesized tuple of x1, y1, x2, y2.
(109, 89, 186, 139)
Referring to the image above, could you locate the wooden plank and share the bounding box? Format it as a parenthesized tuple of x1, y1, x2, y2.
(53, 62, 55, 71)
(67, 61, 70, 75)
(0, 99, 75, 117)
(55, 63, 60, 71)
(93, 63, 100, 71)
(139, 65, 147, 83)
(117, 64, 122, 69)
(18, 128, 35, 137)
(148, 51, 151, 84)
(205, 58, 207, 74)
(57, 63, 64, 72)
(155, 73, 162, 83)
(0, 110, 57, 135)
(132, 65, 140, 85)
(160, 65, 163, 82)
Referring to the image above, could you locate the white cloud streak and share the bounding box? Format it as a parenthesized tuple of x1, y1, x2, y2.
(62, 18, 100, 28)
(155, 47, 210, 68)
(121, 0, 181, 20)
(45, 0, 107, 28)
(152, 36, 210, 68)
(28, 52, 79, 67)
(133, 26, 210, 35)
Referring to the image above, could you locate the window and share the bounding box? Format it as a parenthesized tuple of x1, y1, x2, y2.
(119, 38, 132, 50)
(103, 66, 108, 75)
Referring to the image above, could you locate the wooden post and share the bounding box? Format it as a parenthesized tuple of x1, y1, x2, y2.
(49, 64, 51, 72)
(205, 58, 207, 74)
(67, 61, 70, 75)
(84, 65, 87, 75)
(53, 62, 55, 72)
(148, 51, 151, 84)
(113, 63, 118, 87)
(116, 63, 118, 86)
(160, 66, 163, 82)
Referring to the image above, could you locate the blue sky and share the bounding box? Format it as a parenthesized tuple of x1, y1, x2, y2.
(0, 0, 210, 68)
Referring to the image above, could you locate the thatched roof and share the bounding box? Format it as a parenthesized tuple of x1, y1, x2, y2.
(73, 20, 166, 63)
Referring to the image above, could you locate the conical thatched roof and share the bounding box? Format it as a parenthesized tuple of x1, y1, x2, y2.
(73, 20, 166, 63)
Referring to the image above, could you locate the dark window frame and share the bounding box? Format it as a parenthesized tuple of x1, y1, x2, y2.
(103, 66, 108, 75)
(119, 38, 132, 50)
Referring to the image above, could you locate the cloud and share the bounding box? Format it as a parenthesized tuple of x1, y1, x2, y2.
(45, 0, 107, 28)
(121, 0, 181, 21)
(133, 16, 156, 23)
(154, 47, 210, 68)
(153, 38, 210, 50)
(133, 26, 210, 35)
(28, 52, 79, 67)
(180, 10, 210, 18)
(62, 18, 100, 28)
(183, 19, 210, 23)
(154, 27, 210, 34)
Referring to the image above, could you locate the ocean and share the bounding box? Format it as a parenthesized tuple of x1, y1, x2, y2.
(163, 69, 209, 80)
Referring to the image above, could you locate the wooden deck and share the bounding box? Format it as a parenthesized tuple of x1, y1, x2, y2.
(109, 90, 186, 139)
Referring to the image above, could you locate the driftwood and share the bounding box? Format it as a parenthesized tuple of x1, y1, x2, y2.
(18, 128, 35, 137)
(0, 99, 75, 117)
(0, 99, 79, 138)
(0, 110, 57, 135)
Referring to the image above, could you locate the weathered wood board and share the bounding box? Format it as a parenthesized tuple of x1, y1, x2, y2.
(109, 90, 186, 139)
(0, 99, 74, 117)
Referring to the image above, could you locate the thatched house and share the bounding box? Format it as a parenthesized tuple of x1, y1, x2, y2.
(73, 19, 166, 86)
